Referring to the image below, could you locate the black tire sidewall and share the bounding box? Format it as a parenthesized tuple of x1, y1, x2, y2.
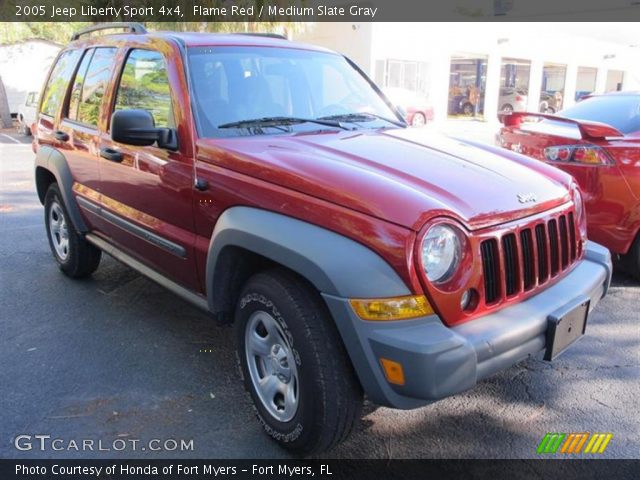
(44, 184, 79, 270)
(411, 113, 426, 126)
(235, 280, 318, 450)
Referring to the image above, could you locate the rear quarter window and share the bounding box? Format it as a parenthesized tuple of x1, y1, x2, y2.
(40, 49, 82, 117)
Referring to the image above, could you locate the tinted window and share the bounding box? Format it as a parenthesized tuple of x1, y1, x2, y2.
(40, 49, 82, 117)
(76, 48, 117, 127)
(67, 49, 95, 121)
(114, 49, 174, 128)
(560, 95, 640, 134)
(188, 46, 399, 138)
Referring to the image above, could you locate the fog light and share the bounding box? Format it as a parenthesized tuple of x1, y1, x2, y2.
(460, 289, 478, 312)
(380, 358, 405, 386)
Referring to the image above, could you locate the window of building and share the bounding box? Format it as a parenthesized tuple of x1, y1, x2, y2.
(576, 67, 597, 101)
(540, 63, 566, 113)
(40, 49, 82, 117)
(114, 49, 174, 128)
(374, 59, 430, 99)
(605, 70, 625, 92)
(498, 58, 530, 113)
(448, 55, 487, 118)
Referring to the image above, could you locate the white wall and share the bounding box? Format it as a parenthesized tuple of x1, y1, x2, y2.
(0, 40, 61, 114)
(295, 23, 640, 124)
(294, 22, 374, 72)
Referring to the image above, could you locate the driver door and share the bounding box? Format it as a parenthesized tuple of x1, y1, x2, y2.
(97, 47, 199, 291)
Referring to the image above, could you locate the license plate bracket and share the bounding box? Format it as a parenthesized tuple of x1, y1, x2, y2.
(545, 295, 590, 361)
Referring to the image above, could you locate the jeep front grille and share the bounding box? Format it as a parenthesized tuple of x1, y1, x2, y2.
(480, 209, 580, 304)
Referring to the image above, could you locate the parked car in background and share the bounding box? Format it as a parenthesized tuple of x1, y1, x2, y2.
(498, 87, 528, 113)
(539, 90, 563, 113)
(383, 87, 434, 126)
(497, 92, 640, 278)
(17, 91, 39, 135)
(34, 24, 612, 454)
(575, 90, 592, 102)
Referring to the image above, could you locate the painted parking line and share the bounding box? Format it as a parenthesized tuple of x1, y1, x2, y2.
(0, 133, 23, 144)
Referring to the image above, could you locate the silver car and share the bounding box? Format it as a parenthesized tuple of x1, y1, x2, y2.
(498, 87, 528, 113)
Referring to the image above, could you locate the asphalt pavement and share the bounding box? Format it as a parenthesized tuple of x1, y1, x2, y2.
(1, 128, 638, 459)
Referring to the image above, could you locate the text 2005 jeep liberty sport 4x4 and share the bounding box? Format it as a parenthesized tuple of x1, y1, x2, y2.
(33, 24, 612, 453)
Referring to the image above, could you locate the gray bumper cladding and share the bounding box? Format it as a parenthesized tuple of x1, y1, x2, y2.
(323, 241, 612, 410)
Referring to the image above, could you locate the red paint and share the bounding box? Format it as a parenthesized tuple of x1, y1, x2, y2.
(497, 100, 640, 256)
(36, 32, 587, 327)
(405, 105, 435, 125)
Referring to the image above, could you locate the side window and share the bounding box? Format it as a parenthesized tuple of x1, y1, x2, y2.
(67, 49, 95, 121)
(76, 47, 117, 127)
(40, 49, 82, 117)
(114, 49, 174, 128)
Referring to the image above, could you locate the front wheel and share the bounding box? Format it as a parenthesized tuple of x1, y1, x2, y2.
(44, 183, 101, 278)
(235, 269, 363, 454)
(411, 112, 426, 127)
(500, 104, 514, 114)
(620, 234, 640, 281)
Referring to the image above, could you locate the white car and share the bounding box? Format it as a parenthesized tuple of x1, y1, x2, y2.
(17, 92, 39, 136)
(498, 87, 528, 113)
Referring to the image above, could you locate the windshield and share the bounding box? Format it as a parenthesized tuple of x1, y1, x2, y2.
(188, 46, 402, 137)
(559, 95, 640, 134)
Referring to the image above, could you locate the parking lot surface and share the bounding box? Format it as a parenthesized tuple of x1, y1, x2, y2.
(1, 128, 638, 459)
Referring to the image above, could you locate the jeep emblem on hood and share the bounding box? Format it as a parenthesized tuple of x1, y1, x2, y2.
(517, 193, 538, 203)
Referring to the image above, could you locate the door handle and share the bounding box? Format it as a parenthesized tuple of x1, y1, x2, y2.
(100, 147, 123, 163)
(53, 130, 69, 142)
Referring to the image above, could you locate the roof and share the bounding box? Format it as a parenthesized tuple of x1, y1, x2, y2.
(69, 31, 333, 54)
(598, 91, 640, 96)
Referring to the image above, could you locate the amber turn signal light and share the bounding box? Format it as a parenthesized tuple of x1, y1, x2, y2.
(349, 295, 434, 321)
(380, 358, 405, 386)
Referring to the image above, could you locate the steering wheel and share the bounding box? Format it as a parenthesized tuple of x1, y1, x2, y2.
(317, 92, 364, 117)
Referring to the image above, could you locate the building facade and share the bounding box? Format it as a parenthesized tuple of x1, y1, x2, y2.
(295, 23, 640, 123)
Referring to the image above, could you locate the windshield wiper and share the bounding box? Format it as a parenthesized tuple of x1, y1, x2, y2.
(218, 116, 350, 130)
(318, 112, 406, 128)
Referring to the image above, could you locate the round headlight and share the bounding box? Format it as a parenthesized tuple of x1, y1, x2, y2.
(421, 224, 462, 283)
(572, 185, 584, 222)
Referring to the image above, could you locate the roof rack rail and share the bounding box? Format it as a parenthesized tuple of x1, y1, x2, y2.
(71, 22, 147, 41)
(233, 33, 288, 40)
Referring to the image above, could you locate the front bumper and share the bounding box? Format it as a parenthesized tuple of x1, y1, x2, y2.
(322, 241, 612, 409)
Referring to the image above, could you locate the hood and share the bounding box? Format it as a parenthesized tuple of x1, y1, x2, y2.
(198, 128, 571, 231)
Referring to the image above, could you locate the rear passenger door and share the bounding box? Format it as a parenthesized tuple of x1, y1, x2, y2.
(58, 47, 118, 236)
(98, 48, 199, 291)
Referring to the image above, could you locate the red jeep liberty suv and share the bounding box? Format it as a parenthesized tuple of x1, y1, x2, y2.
(33, 24, 612, 453)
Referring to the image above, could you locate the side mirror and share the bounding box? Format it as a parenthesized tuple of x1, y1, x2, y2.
(111, 109, 178, 151)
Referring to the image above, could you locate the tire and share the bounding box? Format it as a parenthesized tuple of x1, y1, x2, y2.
(621, 234, 640, 281)
(461, 102, 474, 116)
(235, 269, 363, 454)
(44, 183, 101, 278)
(500, 104, 514, 114)
(411, 112, 426, 127)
